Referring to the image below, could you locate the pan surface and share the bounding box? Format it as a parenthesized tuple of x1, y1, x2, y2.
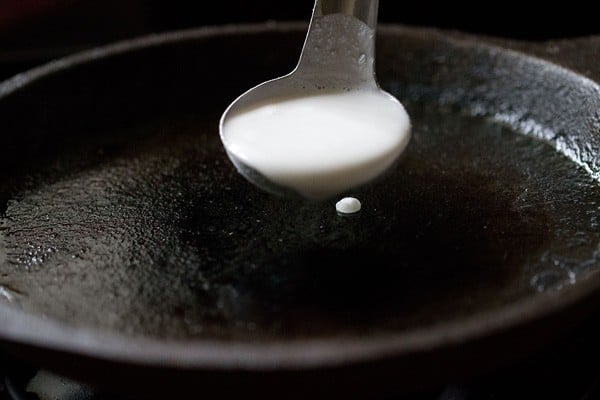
(1, 24, 600, 392)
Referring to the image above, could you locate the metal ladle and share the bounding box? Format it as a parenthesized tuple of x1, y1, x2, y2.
(219, 0, 389, 199)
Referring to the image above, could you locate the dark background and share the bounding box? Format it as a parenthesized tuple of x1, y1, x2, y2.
(0, 0, 598, 81)
(1, 2, 600, 398)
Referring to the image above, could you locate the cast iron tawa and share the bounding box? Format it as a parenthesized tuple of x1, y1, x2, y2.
(0, 24, 599, 396)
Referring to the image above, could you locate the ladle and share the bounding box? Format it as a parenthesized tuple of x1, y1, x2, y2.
(219, 0, 410, 199)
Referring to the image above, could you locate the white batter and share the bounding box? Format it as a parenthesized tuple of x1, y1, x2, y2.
(336, 197, 362, 214)
(221, 89, 411, 199)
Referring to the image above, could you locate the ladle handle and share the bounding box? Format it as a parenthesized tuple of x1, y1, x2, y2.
(295, 0, 380, 88)
(314, 0, 379, 30)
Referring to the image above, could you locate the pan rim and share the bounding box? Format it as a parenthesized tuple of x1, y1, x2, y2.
(1, 22, 599, 370)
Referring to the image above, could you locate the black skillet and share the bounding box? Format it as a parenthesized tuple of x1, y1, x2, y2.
(0, 24, 600, 397)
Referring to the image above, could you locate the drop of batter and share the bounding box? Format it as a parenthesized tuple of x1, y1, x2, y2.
(336, 197, 361, 214)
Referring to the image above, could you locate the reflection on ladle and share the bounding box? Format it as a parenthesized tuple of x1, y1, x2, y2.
(219, 0, 411, 200)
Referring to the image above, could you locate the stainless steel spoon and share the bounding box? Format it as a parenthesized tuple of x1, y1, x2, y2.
(220, 0, 393, 199)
